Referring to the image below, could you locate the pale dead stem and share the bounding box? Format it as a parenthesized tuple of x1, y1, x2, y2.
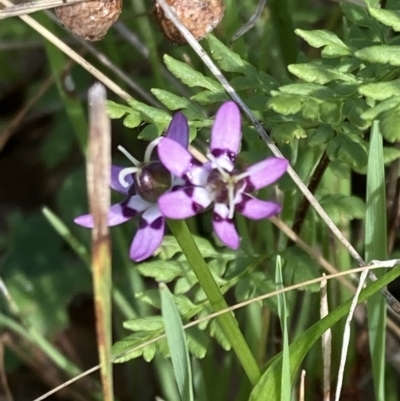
(320, 275, 331, 401)
(87, 83, 113, 401)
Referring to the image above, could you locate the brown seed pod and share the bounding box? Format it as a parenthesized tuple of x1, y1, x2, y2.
(55, 0, 122, 41)
(153, 0, 225, 45)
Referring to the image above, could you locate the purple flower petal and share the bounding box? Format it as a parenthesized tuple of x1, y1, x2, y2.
(158, 137, 196, 178)
(126, 195, 152, 213)
(211, 102, 242, 158)
(129, 205, 165, 261)
(158, 187, 213, 219)
(236, 194, 281, 220)
(111, 165, 134, 195)
(244, 157, 289, 192)
(212, 203, 240, 249)
(165, 112, 189, 149)
(74, 202, 135, 228)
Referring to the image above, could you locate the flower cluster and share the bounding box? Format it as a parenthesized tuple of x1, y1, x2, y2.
(75, 101, 288, 261)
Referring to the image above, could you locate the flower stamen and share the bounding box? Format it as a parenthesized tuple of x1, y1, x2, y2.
(144, 137, 162, 163)
(119, 167, 140, 188)
(118, 145, 141, 166)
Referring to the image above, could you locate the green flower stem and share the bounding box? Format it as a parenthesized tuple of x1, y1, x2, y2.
(167, 219, 261, 385)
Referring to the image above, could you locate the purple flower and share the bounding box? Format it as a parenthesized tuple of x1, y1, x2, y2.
(157, 101, 289, 250)
(74, 113, 189, 262)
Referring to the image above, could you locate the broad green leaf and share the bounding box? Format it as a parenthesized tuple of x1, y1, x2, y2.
(343, 98, 370, 129)
(137, 124, 159, 141)
(301, 98, 320, 120)
(107, 100, 135, 119)
(358, 79, 400, 101)
(123, 113, 142, 129)
(268, 95, 302, 115)
(355, 46, 400, 66)
(288, 63, 358, 84)
(380, 106, 400, 142)
(341, 2, 377, 29)
(190, 90, 227, 104)
(318, 194, 366, 223)
(361, 96, 400, 120)
(279, 83, 334, 98)
(319, 101, 344, 125)
(161, 284, 194, 401)
(327, 134, 368, 168)
(137, 261, 188, 283)
(383, 147, 400, 164)
(368, 7, 400, 31)
(271, 123, 307, 145)
(281, 247, 320, 292)
(112, 331, 165, 363)
(295, 29, 351, 57)
(151, 89, 202, 117)
(124, 316, 164, 332)
(248, 266, 400, 401)
(127, 99, 170, 125)
(207, 35, 254, 75)
(164, 55, 222, 92)
(308, 124, 334, 146)
(209, 319, 231, 351)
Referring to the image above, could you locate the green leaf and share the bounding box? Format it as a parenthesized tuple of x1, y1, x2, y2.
(209, 319, 231, 351)
(275, 257, 290, 401)
(361, 96, 400, 120)
(341, 2, 377, 29)
(249, 266, 400, 401)
(151, 89, 203, 119)
(190, 90, 227, 104)
(164, 54, 222, 92)
(343, 98, 370, 128)
(355, 46, 400, 66)
(268, 94, 302, 115)
(368, 7, 400, 31)
(207, 35, 254, 74)
(137, 261, 188, 283)
(359, 79, 400, 101)
(295, 29, 351, 58)
(271, 123, 307, 145)
(383, 147, 400, 164)
(161, 284, 194, 401)
(127, 99, 171, 125)
(365, 121, 387, 401)
(107, 100, 135, 119)
(319, 101, 344, 125)
(301, 98, 320, 120)
(318, 194, 366, 223)
(123, 113, 142, 129)
(327, 134, 368, 168)
(380, 106, 400, 142)
(308, 125, 334, 146)
(281, 247, 320, 292)
(137, 124, 159, 141)
(112, 331, 165, 363)
(278, 83, 335, 98)
(124, 316, 164, 332)
(288, 63, 358, 84)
